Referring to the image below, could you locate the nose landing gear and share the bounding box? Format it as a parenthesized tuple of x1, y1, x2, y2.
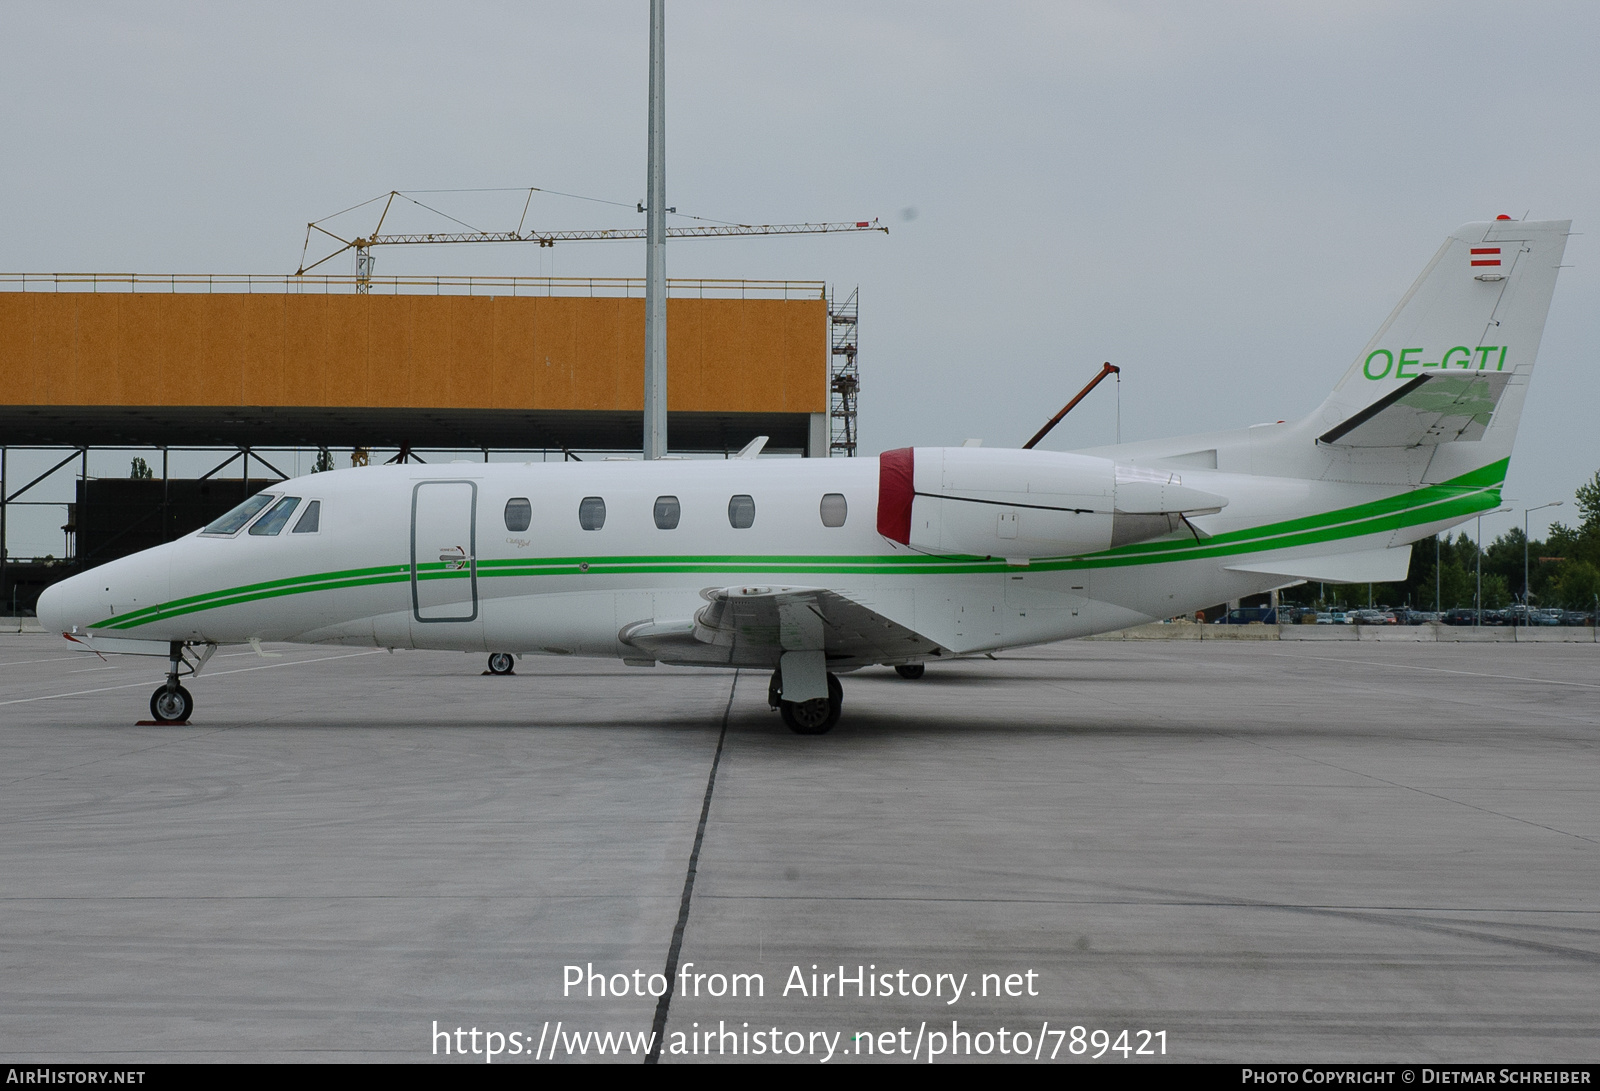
(144, 640, 216, 724)
(487, 652, 516, 675)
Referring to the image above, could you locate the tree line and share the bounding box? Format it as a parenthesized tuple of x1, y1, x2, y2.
(1280, 471, 1600, 612)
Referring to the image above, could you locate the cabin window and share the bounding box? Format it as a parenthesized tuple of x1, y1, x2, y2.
(201, 493, 277, 536)
(292, 500, 321, 534)
(653, 495, 681, 530)
(820, 493, 848, 527)
(249, 496, 302, 536)
(578, 496, 607, 531)
(728, 494, 756, 529)
(505, 497, 532, 532)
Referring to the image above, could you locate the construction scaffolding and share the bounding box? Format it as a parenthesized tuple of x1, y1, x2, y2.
(829, 286, 860, 457)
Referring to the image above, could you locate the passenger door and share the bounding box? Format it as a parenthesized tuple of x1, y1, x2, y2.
(411, 481, 478, 623)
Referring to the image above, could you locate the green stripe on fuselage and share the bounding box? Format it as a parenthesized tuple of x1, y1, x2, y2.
(90, 460, 1506, 631)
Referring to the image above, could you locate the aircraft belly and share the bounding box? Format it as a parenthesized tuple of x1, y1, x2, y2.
(1087, 559, 1268, 622)
(899, 571, 1073, 654)
(1002, 574, 1102, 647)
(297, 620, 388, 647)
(480, 587, 638, 658)
(408, 614, 485, 652)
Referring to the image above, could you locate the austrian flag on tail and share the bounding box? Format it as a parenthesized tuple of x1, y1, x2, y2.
(1470, 246, 1501, 267)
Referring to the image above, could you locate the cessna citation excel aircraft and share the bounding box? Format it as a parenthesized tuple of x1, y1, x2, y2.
(38, 217, 1569, 733)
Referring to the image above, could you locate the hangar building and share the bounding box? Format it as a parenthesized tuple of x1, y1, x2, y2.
(0, 273, 861, 612)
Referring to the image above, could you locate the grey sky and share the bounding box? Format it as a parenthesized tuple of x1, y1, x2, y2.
(3, 2, 1597, 555)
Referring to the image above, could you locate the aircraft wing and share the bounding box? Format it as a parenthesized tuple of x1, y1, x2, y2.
(1318, 372, 1511, 448)
(619, 585, 940, 669)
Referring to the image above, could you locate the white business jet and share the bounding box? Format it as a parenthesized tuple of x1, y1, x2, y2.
(38, 218, 1569, 733)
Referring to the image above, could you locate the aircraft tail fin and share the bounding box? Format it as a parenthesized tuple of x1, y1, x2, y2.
(1310, 217, 1568, 471)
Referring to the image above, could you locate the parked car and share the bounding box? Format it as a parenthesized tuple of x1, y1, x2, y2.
(1213, 606, 1278, 624)
(1501, 605, 1560, 625)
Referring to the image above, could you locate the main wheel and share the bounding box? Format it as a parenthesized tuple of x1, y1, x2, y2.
(487, 652, 515, 675)
(894, 663, 925, 680)
(780, 673, 843, 735)
(149, 684, 193, 723)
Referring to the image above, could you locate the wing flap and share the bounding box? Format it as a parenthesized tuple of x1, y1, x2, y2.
(620, 585, 940, 668)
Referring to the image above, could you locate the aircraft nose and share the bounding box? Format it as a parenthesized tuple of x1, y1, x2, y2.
(36, 550, 169, 634)
(36, 570, 99, 634)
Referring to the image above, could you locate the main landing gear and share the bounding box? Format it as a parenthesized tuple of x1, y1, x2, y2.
(769, 669, 843, 735)
(147, 640, 216, 724)
(487, 652, 516, 675)
(894, 663, 926, 680)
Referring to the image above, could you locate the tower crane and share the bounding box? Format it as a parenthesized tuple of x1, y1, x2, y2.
(295, 189, 887, 293)
(294, 186, 886, 459)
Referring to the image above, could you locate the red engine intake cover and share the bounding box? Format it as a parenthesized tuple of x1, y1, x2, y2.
(877, 447, 914, 545)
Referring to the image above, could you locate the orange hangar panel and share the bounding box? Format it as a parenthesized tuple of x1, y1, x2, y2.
(0, 292, 828, 415)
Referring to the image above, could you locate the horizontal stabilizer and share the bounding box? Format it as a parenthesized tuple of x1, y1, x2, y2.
(1225, 545, 1413, 584)
(1319, 372, 1511, 448)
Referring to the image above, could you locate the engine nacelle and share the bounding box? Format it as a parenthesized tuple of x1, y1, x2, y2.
(877, 447, 1225, 559)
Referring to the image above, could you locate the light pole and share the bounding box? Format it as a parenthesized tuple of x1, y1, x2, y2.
(1523, 501, 1563, 628)
(1476, 506, 1512, 627)
(642, 0, 668, 460)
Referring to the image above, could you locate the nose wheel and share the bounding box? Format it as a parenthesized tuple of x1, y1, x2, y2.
(487, 652, 516, 675)
(140, 640, 214, 724)
(149, 684, 194, 724)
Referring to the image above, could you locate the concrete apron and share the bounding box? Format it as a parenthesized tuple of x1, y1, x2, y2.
(1088, 622, 1600, 642)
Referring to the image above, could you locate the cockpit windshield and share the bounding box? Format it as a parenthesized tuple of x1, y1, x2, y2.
(200, 493, 277, 536)
(248, 496, 302, 536)
(292, 500, 321, 534)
